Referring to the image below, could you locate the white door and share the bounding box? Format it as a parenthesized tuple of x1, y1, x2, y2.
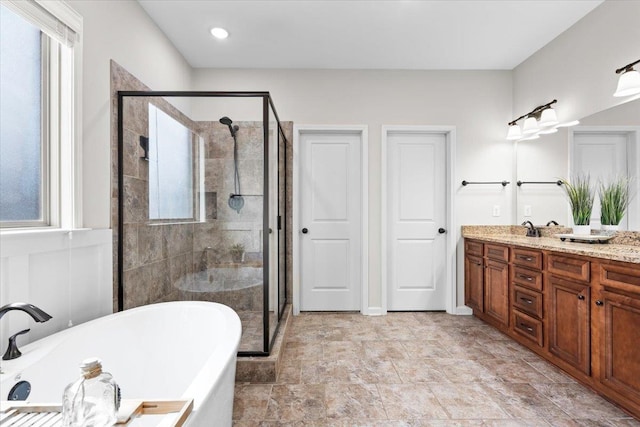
(386, 131, 447, 311)
(300, 131, 361, 311)
(572, 132, 629, 229)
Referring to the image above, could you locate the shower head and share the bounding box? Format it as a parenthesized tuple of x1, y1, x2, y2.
(219, 116, 239, 137)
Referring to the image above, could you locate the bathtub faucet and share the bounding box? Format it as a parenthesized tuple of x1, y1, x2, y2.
(0, 302, 52, 322)
(0, 303, 52, 360)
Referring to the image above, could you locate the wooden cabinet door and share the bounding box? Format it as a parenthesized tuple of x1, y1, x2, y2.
(484, 259, 509, 327)
(598, 290, 640, 405)
(548, 276, 591, 375)
(465, 254, 484, 312)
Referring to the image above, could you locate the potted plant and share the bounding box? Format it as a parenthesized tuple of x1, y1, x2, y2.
(561, 175, 594, 235)
(229, 243, 245, 263)
(599, 176, 634, 232)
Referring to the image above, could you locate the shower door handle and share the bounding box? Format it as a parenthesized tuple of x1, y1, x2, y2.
(301, 228, 309, 234)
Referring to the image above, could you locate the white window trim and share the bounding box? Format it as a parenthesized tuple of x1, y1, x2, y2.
(1, 0, 83, 232)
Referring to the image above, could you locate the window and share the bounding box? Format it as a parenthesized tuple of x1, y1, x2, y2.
(148, 104, 195, 220)
(0, 1, 82, 229)
(0, 5, 44, 224)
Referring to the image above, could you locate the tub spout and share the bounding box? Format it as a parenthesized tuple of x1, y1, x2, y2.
(0, 302, 52, 322)
(0, 303, 52, 361)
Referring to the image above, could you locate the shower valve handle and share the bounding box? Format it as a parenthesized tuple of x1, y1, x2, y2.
(301, 228, 309, 234)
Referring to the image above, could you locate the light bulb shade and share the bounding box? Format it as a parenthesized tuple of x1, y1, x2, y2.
(539, 108, 559, 127)
(506, 124, 522, 140)
(522, 117, 539, 135)
(614, 69, 640, 97)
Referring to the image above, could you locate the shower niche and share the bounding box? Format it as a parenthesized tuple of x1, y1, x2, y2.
(116, 91, 288, 356)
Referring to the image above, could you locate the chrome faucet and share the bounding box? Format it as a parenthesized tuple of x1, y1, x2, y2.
(0, 303, 52, 360)
(521, 221, 541, 237)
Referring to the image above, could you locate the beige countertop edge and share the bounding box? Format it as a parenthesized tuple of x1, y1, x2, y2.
(462, 233, 640, 264)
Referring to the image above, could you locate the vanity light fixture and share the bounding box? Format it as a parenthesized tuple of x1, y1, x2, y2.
(614, 59, 640, 97)
(522, 116, 539, 135)
(538, 108, 559, 127)
(506, 99, 578, 142)
(506, 124, 522, 141)
(210, 27, 229, 39)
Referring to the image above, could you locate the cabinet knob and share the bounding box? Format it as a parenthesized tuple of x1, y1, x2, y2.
(595, 300, 604, 306)
(577, 294, 585, 300)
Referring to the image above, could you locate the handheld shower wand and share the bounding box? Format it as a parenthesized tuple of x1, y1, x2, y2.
(219, 116, 244, 213)
(219, 116, 239, 138)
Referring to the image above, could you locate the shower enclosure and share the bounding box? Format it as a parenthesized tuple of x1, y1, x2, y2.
(117, 91, 287, 356)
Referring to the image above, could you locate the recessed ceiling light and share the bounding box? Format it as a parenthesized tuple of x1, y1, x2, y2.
(210, 27, 229, 39)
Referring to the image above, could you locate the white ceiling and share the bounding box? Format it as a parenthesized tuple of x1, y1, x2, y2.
(138, 0, 603, 70)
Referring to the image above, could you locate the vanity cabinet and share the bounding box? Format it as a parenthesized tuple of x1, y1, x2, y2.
(597, 261, 640, 409)
(464, 237, 640, 419)
(547, 254, 592, 375)
(484, 244, 510, 327)
(464, 241, 509, 328)
(547, 275, 591, 375)
(464, 241, 484, 312)
(511, 248, 544, 347)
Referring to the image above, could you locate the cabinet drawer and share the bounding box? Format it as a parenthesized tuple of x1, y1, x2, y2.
(513, 311, 543, 347)
(600, 262, 640, 296)
(512, 266, 543, 291)
(465, 240, 483, 256)
(485, 244, 509, 262)
(513, 286, 543, 318)
(511, 248, 543, 270)
(548, 254, 590, 282)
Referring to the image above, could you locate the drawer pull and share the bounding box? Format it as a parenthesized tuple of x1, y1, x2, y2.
(520, 297, 533, 304)
(518, 274, 533, 282)
(518, 255, 534, 262)
(519, 323, 534, 332)
(577, 294, 585, 300)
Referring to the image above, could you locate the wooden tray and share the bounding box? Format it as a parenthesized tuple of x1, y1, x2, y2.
(0, 399, 193, 426)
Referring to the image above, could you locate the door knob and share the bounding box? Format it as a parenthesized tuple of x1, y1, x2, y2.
(438, 228, 446, 234)
(301, 228, 309, 234)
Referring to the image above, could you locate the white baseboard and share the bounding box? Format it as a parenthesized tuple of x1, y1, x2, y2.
(455, 305, 473, 315)
(364, 307, 384, 316)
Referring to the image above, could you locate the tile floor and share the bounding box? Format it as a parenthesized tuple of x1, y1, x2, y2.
(233, 312, 640, 426)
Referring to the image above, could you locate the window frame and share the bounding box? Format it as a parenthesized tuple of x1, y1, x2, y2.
(0, 0, 82, 231)
(147, 103, 197, 222)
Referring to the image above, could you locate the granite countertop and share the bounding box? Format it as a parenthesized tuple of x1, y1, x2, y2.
(462, 225, 640, 264)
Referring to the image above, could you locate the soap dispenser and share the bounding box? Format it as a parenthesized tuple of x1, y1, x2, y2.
(62, 357, 120, 427)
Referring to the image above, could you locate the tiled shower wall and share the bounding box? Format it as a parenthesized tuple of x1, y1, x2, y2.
(110, 61, 293, 313)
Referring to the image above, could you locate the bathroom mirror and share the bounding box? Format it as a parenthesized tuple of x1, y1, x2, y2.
(515, 98, 640, 230)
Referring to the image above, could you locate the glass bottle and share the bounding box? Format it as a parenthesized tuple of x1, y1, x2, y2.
(62, 357, 120, 427)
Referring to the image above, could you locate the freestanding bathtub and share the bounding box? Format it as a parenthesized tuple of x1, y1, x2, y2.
(0, 301, 241, 426)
